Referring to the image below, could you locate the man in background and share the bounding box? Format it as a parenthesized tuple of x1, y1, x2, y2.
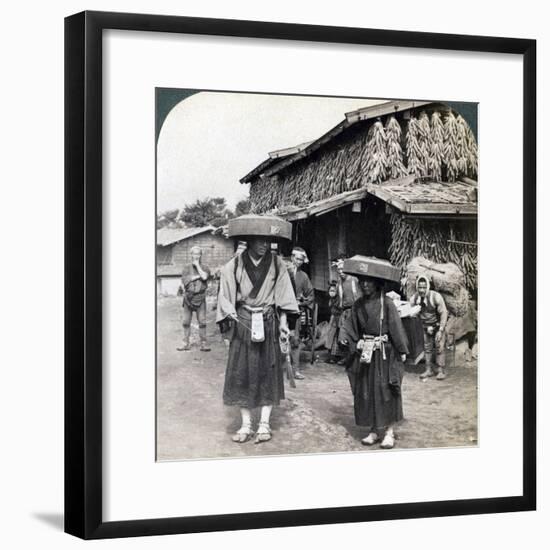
(288, 246, 314, 380)
(333, 258, 361, 365)
(177, 245, 211, 352)
(410, 275, 448, 380)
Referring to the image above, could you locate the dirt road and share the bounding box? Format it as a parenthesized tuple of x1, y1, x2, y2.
(157, 296, 477, 461)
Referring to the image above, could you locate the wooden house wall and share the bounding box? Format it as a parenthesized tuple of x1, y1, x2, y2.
(157, 233, 234, 278)
(171, 233, 234, 270)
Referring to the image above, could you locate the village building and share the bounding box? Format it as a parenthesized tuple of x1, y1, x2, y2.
(156, 225, 234, 295)
(240, 100, 478, 308)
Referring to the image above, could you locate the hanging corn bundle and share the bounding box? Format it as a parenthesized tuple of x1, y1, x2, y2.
(385, 115, 408, 179)
(428, 111, 445, 181)
(456, 115, 470, 176)
(443, 112, 462, 182)
(406, 114, 430, 177)
(364, 120, 388, 184)
(461, 116, 478, 178)
(249, 106, 478, 213)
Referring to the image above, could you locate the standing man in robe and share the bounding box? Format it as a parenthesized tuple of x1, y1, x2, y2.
(339, 256, 409, 449)
(217, 215, 299, 444)
(287, 246, 314, 380)
(177, 245, 211, 352)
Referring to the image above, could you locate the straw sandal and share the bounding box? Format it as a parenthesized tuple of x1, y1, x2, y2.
(232, 423, 253, 443)
(380, 431, 395, 449)
(361, 432, 379, 446)
(254, 421, 272, 444)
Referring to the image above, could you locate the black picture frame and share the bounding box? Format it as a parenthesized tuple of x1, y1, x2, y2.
(64, 10, 536, 540)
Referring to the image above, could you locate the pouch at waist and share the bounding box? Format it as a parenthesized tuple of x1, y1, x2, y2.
(361, 334, 389, 348)
(236, 303, 275, 321)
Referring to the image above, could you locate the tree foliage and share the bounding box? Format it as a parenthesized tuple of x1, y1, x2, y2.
(157, 196, 251, 229)
(234, 198, 251, 217)
(180, 197, 232, 227)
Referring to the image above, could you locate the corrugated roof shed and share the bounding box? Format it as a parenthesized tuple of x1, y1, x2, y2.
(157, 225, 215, 246)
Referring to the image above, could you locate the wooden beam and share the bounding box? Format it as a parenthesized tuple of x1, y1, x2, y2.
(407, 203, 478, 215)
(284, 210, 310, 221)
(268, 141, 313, 159)
(459, 176, 479, 187)
(367, 186, 411, 213)
(345, 100, 432, 123)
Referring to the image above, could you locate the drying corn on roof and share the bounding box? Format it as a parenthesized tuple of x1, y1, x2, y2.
(368, 176, 477, 216)
(271, 176, 477, 221)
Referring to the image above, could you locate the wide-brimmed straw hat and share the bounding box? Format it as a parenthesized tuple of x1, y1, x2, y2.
(227, 214, 292, 241)
(342, 255, 401, 283)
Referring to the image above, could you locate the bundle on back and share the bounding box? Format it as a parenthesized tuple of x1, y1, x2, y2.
(405, 256, 468, 317)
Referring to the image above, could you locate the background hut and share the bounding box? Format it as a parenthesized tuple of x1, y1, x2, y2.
(156, 225, 234, 295)
(241, 100, 478, 305)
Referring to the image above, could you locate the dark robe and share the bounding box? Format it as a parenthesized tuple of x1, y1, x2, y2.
(288, 265, 314, 335)
(340, 293, 409, 429)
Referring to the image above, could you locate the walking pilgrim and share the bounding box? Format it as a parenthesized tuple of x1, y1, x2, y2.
(339, 256, 409, 449)
(216, 215, 299, 444)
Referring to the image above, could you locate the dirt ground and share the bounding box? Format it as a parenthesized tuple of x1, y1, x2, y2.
(157, 296, 478, 461)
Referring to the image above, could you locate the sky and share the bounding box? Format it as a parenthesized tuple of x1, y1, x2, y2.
(156, 91, 383, 213)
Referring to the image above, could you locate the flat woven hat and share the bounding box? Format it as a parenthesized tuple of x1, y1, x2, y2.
(343, 255, 401, 283)
(227, 214, 292, 241)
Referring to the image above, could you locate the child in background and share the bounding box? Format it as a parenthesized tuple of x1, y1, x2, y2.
(326, 280, 344, 364)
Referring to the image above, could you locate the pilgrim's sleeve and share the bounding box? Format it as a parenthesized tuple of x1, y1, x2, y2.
(216, 259, 238, 323)
(352, 276, 363, 302)
(339, 303, 360, 353)
(273, 257, 300, 314)
(387, 298, 409, 355)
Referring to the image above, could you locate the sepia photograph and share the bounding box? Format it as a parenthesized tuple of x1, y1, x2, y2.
(155, 90, 479, 461)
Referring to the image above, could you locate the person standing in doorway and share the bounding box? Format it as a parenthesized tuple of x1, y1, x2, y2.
(287, 246, 314, 380)
(326, 280, 344, 363)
